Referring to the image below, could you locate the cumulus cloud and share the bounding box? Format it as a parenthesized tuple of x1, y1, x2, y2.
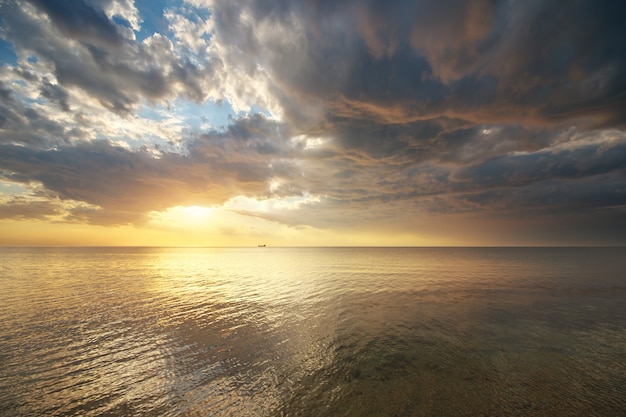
(1, 0, 213, 115)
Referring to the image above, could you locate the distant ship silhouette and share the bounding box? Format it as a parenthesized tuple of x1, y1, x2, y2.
(258, 244, 266, 247)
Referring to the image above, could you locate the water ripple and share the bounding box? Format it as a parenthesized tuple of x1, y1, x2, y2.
(0, 247, 624, 416)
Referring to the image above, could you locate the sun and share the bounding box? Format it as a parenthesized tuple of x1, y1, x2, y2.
(149, 205, 215, 229)
(182, 205, 214, 219)
(178, 206, 215, 226)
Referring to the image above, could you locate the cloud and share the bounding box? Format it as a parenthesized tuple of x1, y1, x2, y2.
(199, 0, 626, 130)
(0, 195, 61, 221)
(39, 78, 71, 112)
(4, 0, 625, 128)
(0, 114, 304, 225)
(455, 130, 626, 188)
(0, 0, 625, 244)
(0, 0, 213, 115)
(26, 0, 127, 49)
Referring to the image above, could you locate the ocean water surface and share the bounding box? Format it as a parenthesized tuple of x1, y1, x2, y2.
(0, 247, 625, 416)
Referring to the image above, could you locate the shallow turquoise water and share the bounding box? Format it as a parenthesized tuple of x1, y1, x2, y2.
(1, 247, 625, 416)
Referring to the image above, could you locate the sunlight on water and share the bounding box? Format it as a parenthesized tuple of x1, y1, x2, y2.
(0, 247, 625, 416)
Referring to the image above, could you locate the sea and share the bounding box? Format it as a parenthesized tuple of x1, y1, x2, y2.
(0, 247, 624, 416)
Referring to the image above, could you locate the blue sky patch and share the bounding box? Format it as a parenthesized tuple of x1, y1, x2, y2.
(0, 37, 17, 66)
(134, 0, 173, 41)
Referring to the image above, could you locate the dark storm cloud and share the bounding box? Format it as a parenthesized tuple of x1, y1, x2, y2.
(0, 81, 20, 130)
(318, 116, 450, 162)
(26, 0, 125, 49)
(472, 177, 626, 214)
(40, 78, 71, 112)
(0, 81, 70, 147)
(456, 139, 626, 188)
(206, 0, 626, 129)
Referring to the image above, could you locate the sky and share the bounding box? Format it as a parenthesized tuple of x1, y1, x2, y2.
(0, 0, 625, 246)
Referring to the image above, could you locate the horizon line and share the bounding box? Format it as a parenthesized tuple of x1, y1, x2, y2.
(1, 245, 624, 249)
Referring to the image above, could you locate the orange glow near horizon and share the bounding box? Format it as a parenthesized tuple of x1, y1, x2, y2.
(0, 216, 451, 247)
(0, 212, 533, 247)
(0, 197, 607, 248)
